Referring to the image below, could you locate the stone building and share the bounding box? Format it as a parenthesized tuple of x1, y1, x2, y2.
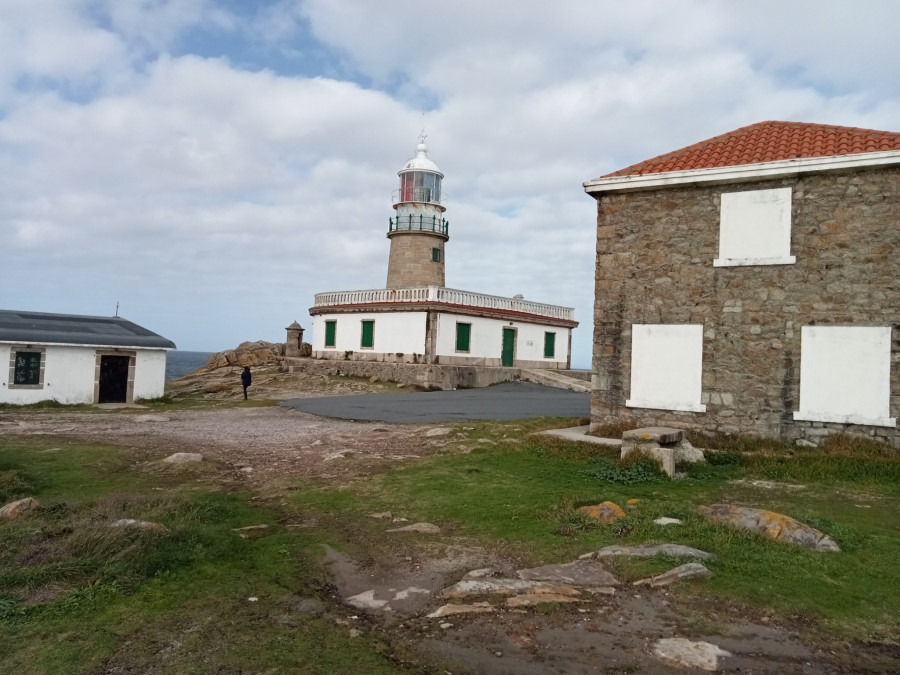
(0, 309, 175, 404)
(583, 121, 900, 447)
(310, 140, 577, 369)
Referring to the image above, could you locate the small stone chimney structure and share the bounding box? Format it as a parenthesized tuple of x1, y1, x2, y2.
(285, 321, 305, 357)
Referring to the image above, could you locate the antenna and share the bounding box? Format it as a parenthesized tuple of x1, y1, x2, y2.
(115, 301, 119, 318)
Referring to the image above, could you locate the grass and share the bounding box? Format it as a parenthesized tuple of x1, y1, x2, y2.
(288, 430, 900, 642)
(0, 440, 405, 674)
(2, 420, 898, 671)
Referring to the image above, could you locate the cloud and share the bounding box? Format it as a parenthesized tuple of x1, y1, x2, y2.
(1, 1, 899, 362)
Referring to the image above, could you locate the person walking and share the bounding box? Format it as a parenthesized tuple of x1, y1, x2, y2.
(241, 366, 252, 399)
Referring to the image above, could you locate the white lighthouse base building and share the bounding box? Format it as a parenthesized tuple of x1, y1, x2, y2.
(310, 286, 576, 369)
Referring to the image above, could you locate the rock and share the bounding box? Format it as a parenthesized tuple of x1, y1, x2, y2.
(795, 438, 817, 448)
(634, 562, 713, 587)
(440, 579, 581, 599)
(516, 559, 620, 587)
(674, 439, 705, 463)
(345, 590, 389, 611)
(424, 427, 452, 437)
(627, 498, 640, 505)
(206, 340, 286, 369)
(463, 568, 496, 580)
(368, 511, 393, 519)
(506, 593, 583, 607)
(577, 501, 626, 524)
(111, 518, 169, 533)
(427, 602, 494, 618)
(387, 522, 441, 534)
(653, 517, 683, 526)
(0, 497, 38, 520)
(653, 638, 731, 671)
(133, 414, 170, 423)
(162, 452, 203, 464)
(697, 504, 840, 551)
(581, 544, 713, 559)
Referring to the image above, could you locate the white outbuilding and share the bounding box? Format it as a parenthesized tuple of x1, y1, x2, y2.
(310, 141, 578, 369)
(1, 310, 175, 405)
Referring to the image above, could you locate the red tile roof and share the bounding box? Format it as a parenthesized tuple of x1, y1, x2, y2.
(603, 121, 900, 177)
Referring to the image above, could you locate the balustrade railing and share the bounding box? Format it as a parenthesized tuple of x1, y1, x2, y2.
(313, 286, 574, 321)
(388, 214, 449, 236)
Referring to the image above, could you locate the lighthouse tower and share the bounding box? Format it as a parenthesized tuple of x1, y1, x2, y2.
(386, 140, 448, 288)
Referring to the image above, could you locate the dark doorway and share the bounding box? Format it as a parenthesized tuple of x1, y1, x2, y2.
(99, 355, 130, 403)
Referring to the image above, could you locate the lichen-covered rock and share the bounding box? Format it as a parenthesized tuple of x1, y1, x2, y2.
(0, 497, 38, 520)
(577, 501, 626, 524)
(697, 503, 840, 552)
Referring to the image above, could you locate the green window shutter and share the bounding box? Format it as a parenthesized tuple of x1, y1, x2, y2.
(324, 320, 336, 347)
(455, 323, 471, 352)
(14, 351, 41, 385)
(361, 320, 375, 348)
(432, 247, 441, 262)
(543, 332, 556, 358)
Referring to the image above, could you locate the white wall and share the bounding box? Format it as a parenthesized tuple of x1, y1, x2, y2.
(794, 326, 895, 427)
(1, 344, 168, 404)
(133, 349, 167, 401)
(626, 324, 706, 413)
(435, 313, 569, 366)
(312, 312, 427, 355)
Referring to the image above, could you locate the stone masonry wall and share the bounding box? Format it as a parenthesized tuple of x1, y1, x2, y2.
(591, 165, 900, 448)
(386, 232, 446, 288)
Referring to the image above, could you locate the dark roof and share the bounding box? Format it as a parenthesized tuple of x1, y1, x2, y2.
(603, 121, 900, 177)
(0, 310, 176, 349)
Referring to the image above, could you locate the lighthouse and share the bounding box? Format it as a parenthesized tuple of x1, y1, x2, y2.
(306, 137, 577, 376)
(386, 140, 449, 288)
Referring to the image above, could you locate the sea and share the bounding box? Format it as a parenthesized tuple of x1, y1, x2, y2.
(165, 350, 213, 381)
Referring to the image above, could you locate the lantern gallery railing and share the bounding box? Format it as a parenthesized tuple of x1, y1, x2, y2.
(388, 214, 449, 235)
(313, 286, 575, 322)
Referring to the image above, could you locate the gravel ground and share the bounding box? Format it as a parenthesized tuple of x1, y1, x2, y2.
(0, 406, 436, 487)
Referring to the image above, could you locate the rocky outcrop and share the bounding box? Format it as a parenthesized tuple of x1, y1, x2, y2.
(206, 341, 286, 369)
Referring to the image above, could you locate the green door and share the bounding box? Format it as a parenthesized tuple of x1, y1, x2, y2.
(501, 328, 515, 367)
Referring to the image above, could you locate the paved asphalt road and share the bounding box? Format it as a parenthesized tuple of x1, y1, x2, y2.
(281, 381, 590, 423)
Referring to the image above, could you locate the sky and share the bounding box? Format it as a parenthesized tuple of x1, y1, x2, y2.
(1, 1, 898, 369)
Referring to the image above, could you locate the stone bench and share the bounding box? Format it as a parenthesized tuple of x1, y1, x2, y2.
(620, 427, 686, 477)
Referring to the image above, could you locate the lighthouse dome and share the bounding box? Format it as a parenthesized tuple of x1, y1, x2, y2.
(400, 142, 443, 175)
